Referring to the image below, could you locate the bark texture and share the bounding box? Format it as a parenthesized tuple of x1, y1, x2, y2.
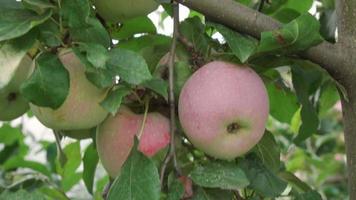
(337, 0, 356, 199)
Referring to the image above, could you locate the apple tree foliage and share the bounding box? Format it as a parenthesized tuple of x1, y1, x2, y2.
(0, 0, 347, 199)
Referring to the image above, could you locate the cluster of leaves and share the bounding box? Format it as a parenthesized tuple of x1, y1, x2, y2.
(0, 0, 347, 199)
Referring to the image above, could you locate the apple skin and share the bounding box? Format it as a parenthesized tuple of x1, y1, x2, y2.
(61, 127, 95, 140)
(30, 49, 109, 130)
(96, 106, 170, 178)
(0, 55, 33, 121)
(94, 0, 159, 23)
(178, 61, 269, 160)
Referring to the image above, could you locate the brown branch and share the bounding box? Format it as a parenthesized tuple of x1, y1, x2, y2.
(174, 0, 356, 84)
(335, 1, 356, 199)
(160, 2, 181, 187)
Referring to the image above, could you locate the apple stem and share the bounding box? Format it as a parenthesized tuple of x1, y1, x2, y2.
(160, 1, 182, 187)
(137, 97, 150, 139)
(53, 130, 67, 167)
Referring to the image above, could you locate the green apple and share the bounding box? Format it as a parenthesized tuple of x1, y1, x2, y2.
(94, 0, 159, 23)
(61, 127, 96, 140)
(30, 49, 109, 130)
(0, 54, 33, 121)
(178, 61, 269, 160)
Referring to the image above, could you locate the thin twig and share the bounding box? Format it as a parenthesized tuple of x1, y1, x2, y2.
(160, 2, 181, 186)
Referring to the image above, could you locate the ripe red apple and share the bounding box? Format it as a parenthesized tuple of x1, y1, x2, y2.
(96, 106, 170, 177)
(30, 49, 109, 130)
(178, 61, 269, 160)
(94, 0, 159, 23)
(0, 54, 33, 121)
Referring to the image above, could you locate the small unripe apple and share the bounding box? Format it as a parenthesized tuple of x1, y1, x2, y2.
(178, 61, 269, 160)
(0, 55, 33, 121)
(96, 106, 170, 178)
(30, 49, 109, 130)
(94, 0, 159, 23)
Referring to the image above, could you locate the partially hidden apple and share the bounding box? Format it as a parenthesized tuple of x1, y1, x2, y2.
(0, 54, 33, 121)
(30, 49, 109, 130)
(61, 127, 95, 140)
(178, 61, 269, 160)
(94, 0, 159, 23)
(96, 106, 170, 178)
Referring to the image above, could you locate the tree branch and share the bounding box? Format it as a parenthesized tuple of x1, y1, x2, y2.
(174, 0, 356, 84)
(335, 0, 356, 199)
(336, 0, 356, 44)
(160, 2, 181, 186)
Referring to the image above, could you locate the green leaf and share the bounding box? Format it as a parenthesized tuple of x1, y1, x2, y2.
(0, 189, 47, 200)
(0, 7, 51, 42)
(0, 0, 22, 9)
(61, 0, 90, 28)
(318, 82, 339, 116)
(0, 33, 36, 88)
(266, 80, 299, 123)
(291, 66, 320, 143)
(70, 18, 111, 48)
(57, 142, 82, 192)
(167, 176, 184, 200)
(174, 61, 192, 97)
(257, 14, 323, 54)
(108, 48, 152, 85)
(21, 52, 70, 109)
(83, 143, 99, 194)
(295, 190, 322, 200)
(100, 86, 131, 115)
(85, 68, 114, 88)
(38, 20, 61, 47)
(240, 155, 287, 198)
(278, 171, 312, 193)
(119, 34, 171, 52)
(39, 187, 70, 200)
(78, 43, 109, 69)
(190, 161, 249, 190)
(192, 187, 234, 200)
(180, 17, 209, 56)
(112, 16, 156, 40)
(3, 157, 51, 177)
(22, 0, 55, 14)
(208, 22, 257, 62)
(142, 78, 168, 100)
(320, 9, 336, 42)
(0, 124, 23, 145)
(253, 131, 280, 172)
(107, 139, 160, 200)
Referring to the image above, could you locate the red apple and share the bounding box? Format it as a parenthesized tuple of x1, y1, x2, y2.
(96, 106, 170, 177)
(178, 61, 269, 160)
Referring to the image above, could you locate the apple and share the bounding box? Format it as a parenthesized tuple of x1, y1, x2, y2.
(61, 127, 95, 140)
(178, 61, 269, 160)
(94, 0, 159, 23)
(0, 54, 33, 121)
(96, 106, 170, 177)
(30, 49, 109, 130)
